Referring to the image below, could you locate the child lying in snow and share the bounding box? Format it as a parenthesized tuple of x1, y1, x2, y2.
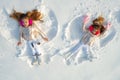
(64, 15, 111, 64)
(10, 9, 48, 64)
(81, 15, 111, 46)
(10, 9, 48, 44)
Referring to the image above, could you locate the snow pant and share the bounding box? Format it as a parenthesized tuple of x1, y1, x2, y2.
(29, 40, 41, 64)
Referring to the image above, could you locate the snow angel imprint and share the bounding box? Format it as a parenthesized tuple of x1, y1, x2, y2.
(10, 9, 48, 65)
(64, 15, 111, 64)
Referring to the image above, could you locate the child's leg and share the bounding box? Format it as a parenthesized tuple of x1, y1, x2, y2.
(29, 40, 41, 65)
(65, 42, 83, 61)
(34, 43, 41, 64)
(29, 40, 36, 56)
(88, 36, 96, 46)
(82, 44, 93, 61)
(84, 44, 97, 61)
(81, 33, 89, 44)
(31, 54, 41, 65)
(29, 39, 41, 54)
(65, 43, 85, 65)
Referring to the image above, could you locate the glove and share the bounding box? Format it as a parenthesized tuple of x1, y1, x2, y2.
(106, 22, 112, 30)
(83, 14, 90, 24)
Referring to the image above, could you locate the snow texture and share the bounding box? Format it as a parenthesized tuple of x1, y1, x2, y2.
(0, 0, 120, 80)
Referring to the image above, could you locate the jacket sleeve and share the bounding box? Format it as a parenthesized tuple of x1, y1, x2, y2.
(33, 22, 47, 38)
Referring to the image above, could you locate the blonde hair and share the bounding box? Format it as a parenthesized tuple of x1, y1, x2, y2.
(93, 16, 105, 25)
(10, 9, 43, 22)
(92, 16, 106, 34)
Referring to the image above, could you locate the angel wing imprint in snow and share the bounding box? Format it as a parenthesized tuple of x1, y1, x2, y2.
(61, 14, 116, 65)
(2, 5, 58, 66)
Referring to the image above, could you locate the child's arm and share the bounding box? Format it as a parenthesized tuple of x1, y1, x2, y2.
(39, 30, 48, 41)
(82, 14, 90, 31)
(82, 23, 87, 31)
(99, 22, 112, 38)
(34, 23, 48, 41)
(105, 22, 112, 30)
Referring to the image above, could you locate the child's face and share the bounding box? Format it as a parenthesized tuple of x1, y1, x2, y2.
(22, 18, 29, 27)
(92, 28, 99, 34)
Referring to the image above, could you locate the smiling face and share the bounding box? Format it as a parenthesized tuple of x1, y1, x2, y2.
(92, 27, 99, 34)
(91, 25, 101, 35)
(21, 17, 29, 27)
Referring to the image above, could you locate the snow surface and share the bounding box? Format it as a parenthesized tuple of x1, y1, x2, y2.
(0, 0, 120, 80)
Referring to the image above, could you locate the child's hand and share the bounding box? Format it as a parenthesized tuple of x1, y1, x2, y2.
(83, 14, 90, 25)
(17, 41, 22, 46)
(106, 22, 112, 30)
(43, 37, 48, 41)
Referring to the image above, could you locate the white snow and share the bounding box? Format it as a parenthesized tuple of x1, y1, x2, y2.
(0, 0, 120, 80)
